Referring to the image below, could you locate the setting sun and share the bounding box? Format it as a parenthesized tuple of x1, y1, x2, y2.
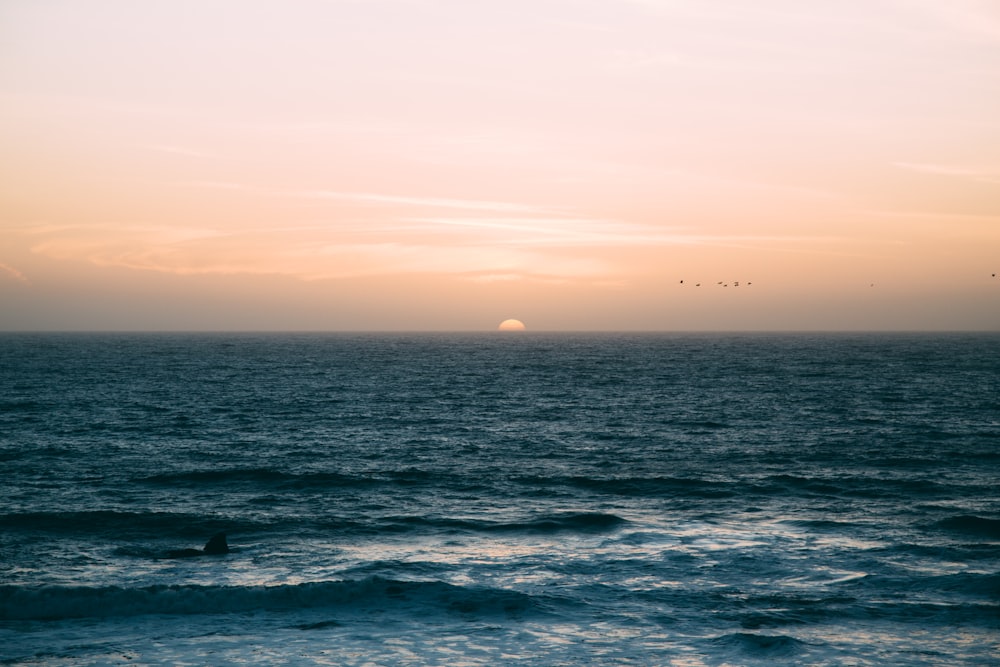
(498, 319, 526, 331)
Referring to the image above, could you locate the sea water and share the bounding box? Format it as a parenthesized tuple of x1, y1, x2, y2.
(1, 333, 998, 666)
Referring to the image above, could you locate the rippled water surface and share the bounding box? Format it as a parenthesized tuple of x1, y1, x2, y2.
(1, 333, 998, 665)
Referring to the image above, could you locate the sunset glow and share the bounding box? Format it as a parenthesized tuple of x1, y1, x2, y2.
(498, 319, 526, 332)
(2, 0, 999, 330)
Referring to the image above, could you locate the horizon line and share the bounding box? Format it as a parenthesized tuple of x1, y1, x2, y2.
(2, 329, 998, 335)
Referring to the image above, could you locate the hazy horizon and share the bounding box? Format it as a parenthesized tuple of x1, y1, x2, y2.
(2, 328, 998, 334)
(2, 0, 999, 331)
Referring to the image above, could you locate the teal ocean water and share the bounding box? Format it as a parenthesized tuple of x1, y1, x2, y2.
(2, 333, 998, 665)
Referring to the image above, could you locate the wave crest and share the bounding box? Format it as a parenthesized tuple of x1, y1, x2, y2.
(933, 515, 1000, 539)
(0, 577, 542, 621)
(389, 512, 626, 534)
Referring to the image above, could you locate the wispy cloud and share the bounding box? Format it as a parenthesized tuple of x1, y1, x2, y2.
(464, 273, 524, 283)
(20, 222, 612, 281)
(24, 223, 227, 244)
(170, 181, 258, 192)
(172, 182, 561, 214)
(402, 216, 706, 246)
(293, 191, 553, 213)
(140, 144, 218, 159)
(0, 262, 29, 284)
(19, 213, 849, 283)
(892, 162, 1000, 185)
(403, 216, 847, 250)
(858, 208, 1000, 226)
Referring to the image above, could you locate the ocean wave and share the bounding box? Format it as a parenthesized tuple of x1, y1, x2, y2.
(715, 592, 858, 628)
(712, 632, 808, 657)
(383, 512, 627, 534)
(0, 398, 47, 413)
(0, 510, 259, 538)
(928, 572, 1000, 597)
(137, 468, 484, 492)
(0, 508, 625, 546)
(0, 444, 74, 461)
(759, 474, 947, 499)
(517, 475, 735, 498)
(516, 472, 963, 501)
(716, 581, 1000, 629)
(0, 577, 543, 621)
(933, 515, 1000, 539)
(138, 469, 378, 489)
(778, 518, 859, 531)
(874, 542, 999, 562)
(828, 569, 1000, 596)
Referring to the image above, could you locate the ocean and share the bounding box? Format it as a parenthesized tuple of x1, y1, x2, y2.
(1, 332, 998, 666)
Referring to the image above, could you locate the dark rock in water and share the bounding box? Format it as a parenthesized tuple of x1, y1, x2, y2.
(166, 532, 229, 558)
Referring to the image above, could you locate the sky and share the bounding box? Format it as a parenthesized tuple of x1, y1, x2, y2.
(2, 0, 999, 331)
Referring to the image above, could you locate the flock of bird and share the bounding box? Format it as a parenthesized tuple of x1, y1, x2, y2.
(678, 274, 996, 288)
(679, 280, 751, 288)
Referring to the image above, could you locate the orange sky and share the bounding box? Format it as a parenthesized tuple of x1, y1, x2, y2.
(2, 0, 999, 330)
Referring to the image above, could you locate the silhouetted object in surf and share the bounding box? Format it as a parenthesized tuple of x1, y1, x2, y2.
(166, 532, 229, 558)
